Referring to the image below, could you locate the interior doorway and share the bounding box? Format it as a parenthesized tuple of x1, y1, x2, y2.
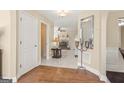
(41, 23, 47, 59)
(106, 14, 124, 82)
(120, 26, 124, 48)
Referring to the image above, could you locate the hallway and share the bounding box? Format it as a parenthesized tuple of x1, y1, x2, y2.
(41, 49, 78, 69)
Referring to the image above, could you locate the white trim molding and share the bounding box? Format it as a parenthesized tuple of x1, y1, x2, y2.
(99, 74, 110, 83)
(83, 64, 100, 76)
(82, 64, 109, 82)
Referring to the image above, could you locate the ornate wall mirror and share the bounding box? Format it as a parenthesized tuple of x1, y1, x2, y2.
(80, 15, 94, 49)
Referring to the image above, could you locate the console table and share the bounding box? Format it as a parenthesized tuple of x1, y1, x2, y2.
(51, 48, 62, 58)
(59, 41, 69, 49)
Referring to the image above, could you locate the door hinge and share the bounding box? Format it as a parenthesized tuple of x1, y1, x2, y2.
(20, 64, 22, 68)
(20, 17, 22, 21)
(20, 41, 22, 45)
(35, 45, 37, 47)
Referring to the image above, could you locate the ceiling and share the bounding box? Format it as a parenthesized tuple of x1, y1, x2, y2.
(38, 10, 82, 31)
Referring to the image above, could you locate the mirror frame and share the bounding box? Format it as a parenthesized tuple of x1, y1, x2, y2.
(80, 15, 94, 49)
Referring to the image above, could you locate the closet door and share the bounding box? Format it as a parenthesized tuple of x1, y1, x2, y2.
(18, 11, 38, 77)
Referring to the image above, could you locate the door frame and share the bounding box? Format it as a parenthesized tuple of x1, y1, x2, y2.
(40, 20, 50, 61)
(17, 11, 39, 79)
(119, 25, 122, 48)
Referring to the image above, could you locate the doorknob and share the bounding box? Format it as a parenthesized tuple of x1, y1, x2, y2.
(20, 41, 22, 45)
(35, 45, 37, 47)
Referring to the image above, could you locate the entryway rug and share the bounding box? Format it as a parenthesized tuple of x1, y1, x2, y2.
(106, 71, 124, 83)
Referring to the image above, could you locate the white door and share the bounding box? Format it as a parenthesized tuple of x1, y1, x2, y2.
(18, 11, 38, 77)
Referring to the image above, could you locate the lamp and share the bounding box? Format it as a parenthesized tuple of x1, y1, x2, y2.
(52, 37, 59, 48)
(57, 10, 69, 17)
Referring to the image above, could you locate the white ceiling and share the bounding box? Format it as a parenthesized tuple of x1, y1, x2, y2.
(38, 10, 82, 31)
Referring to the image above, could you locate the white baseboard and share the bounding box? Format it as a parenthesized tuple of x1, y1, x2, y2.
(12, 77, 17, 83)
(15, 64, 109, 83)
(83, 64, 100, 76)
(99, 74, 110, 83)
(83, 64, 109, 82)
(2, 77, 17, 83)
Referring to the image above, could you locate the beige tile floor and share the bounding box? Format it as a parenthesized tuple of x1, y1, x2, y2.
(41, 50, 78, 69)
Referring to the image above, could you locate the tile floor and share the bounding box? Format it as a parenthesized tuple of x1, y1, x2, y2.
(41, 49, 78, 69)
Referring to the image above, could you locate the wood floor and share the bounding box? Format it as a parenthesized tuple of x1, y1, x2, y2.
(18, 66, 104, 83)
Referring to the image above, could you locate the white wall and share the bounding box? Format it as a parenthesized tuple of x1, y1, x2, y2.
(107, 11, 124, 48)
(99, 11, 108, 79)
(121, 26, 124, 48)
(78, 11, 108, 81)
(10, 11, 17, 80)
(78, 11, 101, 71)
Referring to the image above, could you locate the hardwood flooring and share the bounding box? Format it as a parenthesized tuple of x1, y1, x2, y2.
(18, 66, 104, 83)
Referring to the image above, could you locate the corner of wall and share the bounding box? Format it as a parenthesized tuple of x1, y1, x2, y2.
(83, 64, 109, 82)
(99, 74, 110, 83)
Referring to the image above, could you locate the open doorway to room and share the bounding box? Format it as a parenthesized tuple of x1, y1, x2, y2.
(41, 23, 47, 60)
(40, 10, 80, 69)
(106, 11, 124, 83)
(40, 20, 51, 62)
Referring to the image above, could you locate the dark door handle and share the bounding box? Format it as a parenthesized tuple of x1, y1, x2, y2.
(35, 45, 37, 47)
